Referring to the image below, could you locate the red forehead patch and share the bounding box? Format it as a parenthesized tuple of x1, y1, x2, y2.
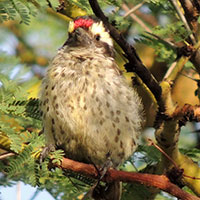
(74, 18, 94, 30)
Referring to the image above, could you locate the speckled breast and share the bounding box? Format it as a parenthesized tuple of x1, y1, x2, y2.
(40, 48, 143, 167)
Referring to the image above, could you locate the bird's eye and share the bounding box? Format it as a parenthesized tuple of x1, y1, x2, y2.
(95, 34, 101, 41)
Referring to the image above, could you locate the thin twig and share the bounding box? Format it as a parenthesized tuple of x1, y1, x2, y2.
(164, 56, 191, 81)
(0, 152, 15, 160)
(148, 138, 179, 168)
(122, 4, 152, 33)
(169, 0, 196, 44)
(163, 61, 177, 80)
(145, 32, 177, 49)
(29, 190, 40, 200)
(124, 1, 146, 18)
(148, 138, 200, 181)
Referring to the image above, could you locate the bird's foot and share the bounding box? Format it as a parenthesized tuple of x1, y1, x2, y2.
(82, 157, 114, 199)
(98, 159, 113, 182)
(39, 144, 55, 164)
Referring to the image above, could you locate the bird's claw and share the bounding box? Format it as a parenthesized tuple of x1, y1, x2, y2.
(39, 144, 55, 164)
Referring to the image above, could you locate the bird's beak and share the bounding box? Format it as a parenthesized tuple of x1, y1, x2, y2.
(67, 28, 91, 46)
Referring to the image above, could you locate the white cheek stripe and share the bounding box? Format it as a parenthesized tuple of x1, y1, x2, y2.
(90, 21, 113, 47)
(68, 20, 113, 47)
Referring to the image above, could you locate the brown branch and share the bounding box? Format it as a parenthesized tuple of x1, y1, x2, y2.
(88, 0, 165, 114)
(175, 1, 200, 74)
(120, 2, 159, 27)
(0, 152, 15, 160)
(169, 0, 196, 44)
(60, 157, 200, 200)
(123, 1, 144, 18)
(122, 3, 152, 33)
(172, 104, 200, 122)
(179, 0, 200, 37)
(134, 9, 158, 27)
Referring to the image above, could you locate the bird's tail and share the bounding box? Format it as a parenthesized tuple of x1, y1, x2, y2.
(92, 181, 121, 200)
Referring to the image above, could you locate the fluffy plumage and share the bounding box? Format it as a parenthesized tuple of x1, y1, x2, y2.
(40, 16, 143, 199)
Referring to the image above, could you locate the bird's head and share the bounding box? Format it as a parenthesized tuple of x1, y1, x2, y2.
(64, 16, 114, 57)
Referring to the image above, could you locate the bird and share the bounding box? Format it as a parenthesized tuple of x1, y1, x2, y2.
(40, 16, 143, 200)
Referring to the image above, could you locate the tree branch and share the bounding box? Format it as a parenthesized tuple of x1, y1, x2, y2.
(88, 0, 165, 114)
(179, 0, 200, 37)
(123, 1, 145, 18)
(169, 0, 196, 44)
(60, 157, 200, 200)
(172, 104, 200, 122)
(0, 152, 15, 160)
(122, 3, 152, 33)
